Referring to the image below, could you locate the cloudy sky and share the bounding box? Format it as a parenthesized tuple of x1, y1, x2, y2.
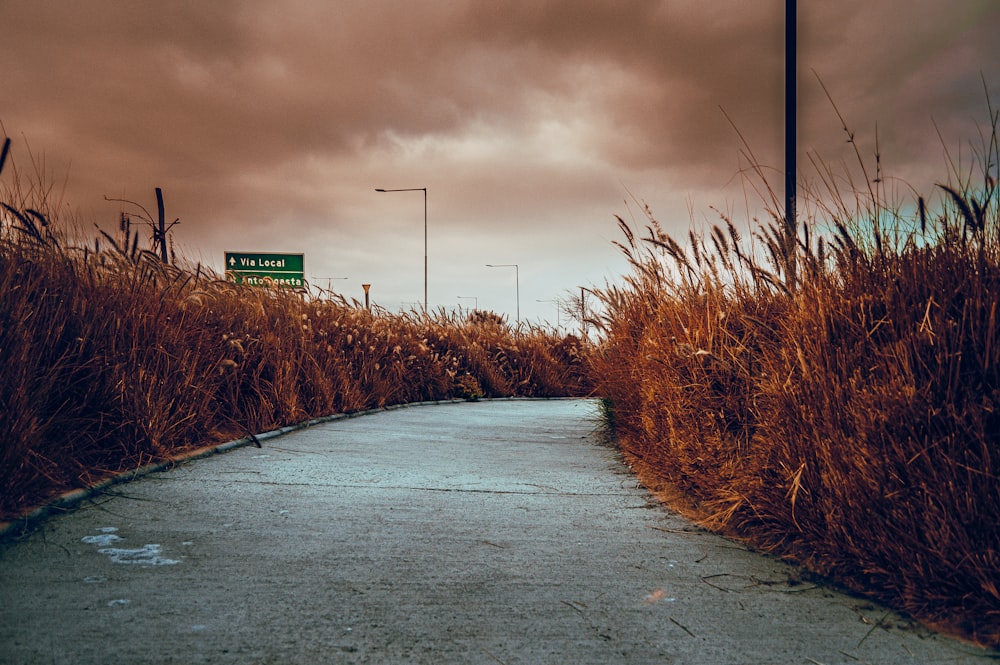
(3, 1, 998, 327)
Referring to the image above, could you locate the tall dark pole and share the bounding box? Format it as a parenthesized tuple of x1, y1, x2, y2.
(423, 188, 427, 313)
(155, 187, 168, 263)
(785, 0, 797, 231)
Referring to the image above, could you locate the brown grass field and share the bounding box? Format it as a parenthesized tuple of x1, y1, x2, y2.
(3, 98, 999, 649)
(0, 138, 590, 522)
(587, 102, 1000, 647)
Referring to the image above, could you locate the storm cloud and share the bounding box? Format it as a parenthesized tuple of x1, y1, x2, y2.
(2, 1, 998, 320)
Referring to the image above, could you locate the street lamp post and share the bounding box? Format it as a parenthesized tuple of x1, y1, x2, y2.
(376, 187, 427, 314)
(536, 299, 559, 332)
(457, 295, 478, 313)
(486, 263, 519, 328)
(312, 276, 348, 300)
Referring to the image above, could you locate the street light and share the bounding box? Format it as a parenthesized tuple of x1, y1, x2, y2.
(486, 263, 519, 328)
(536, 299, 560, 332)
(457, 295, 478, 312)
(311, 276, 348, 299)
(376, 187, 428, 314)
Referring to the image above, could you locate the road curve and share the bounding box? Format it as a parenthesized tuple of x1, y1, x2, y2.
(0, 399, 994, 664)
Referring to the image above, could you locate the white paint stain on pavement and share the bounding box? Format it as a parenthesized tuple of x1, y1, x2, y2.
(81, 528, 180, 566)
(81, 526, 122, 547)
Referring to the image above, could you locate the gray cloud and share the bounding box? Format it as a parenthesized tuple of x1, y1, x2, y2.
(2, 0, 998, 320)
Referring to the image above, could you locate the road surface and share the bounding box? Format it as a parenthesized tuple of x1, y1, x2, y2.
(1, 399, 994, 664)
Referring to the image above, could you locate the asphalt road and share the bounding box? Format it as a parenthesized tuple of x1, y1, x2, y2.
(0, 399, 995, 664)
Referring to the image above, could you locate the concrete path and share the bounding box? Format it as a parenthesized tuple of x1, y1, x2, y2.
(0, 399, 994, 664)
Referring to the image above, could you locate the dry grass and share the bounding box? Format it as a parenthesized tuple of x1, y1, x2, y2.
(588, 102, 1000, 647)
(0, 137, 589, 520)
(5, 92, 1000, 649)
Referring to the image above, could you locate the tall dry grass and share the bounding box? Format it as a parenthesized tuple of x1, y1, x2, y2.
(589, 102, 1000, 646)
(0, 136, 589, 520)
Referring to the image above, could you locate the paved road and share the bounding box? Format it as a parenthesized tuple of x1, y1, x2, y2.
(1, 399, 995, 664)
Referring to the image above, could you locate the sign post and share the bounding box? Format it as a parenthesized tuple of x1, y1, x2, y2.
(225, 252, 305, 289)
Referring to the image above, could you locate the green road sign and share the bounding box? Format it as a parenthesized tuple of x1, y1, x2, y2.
(225, 252, 305, 288)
